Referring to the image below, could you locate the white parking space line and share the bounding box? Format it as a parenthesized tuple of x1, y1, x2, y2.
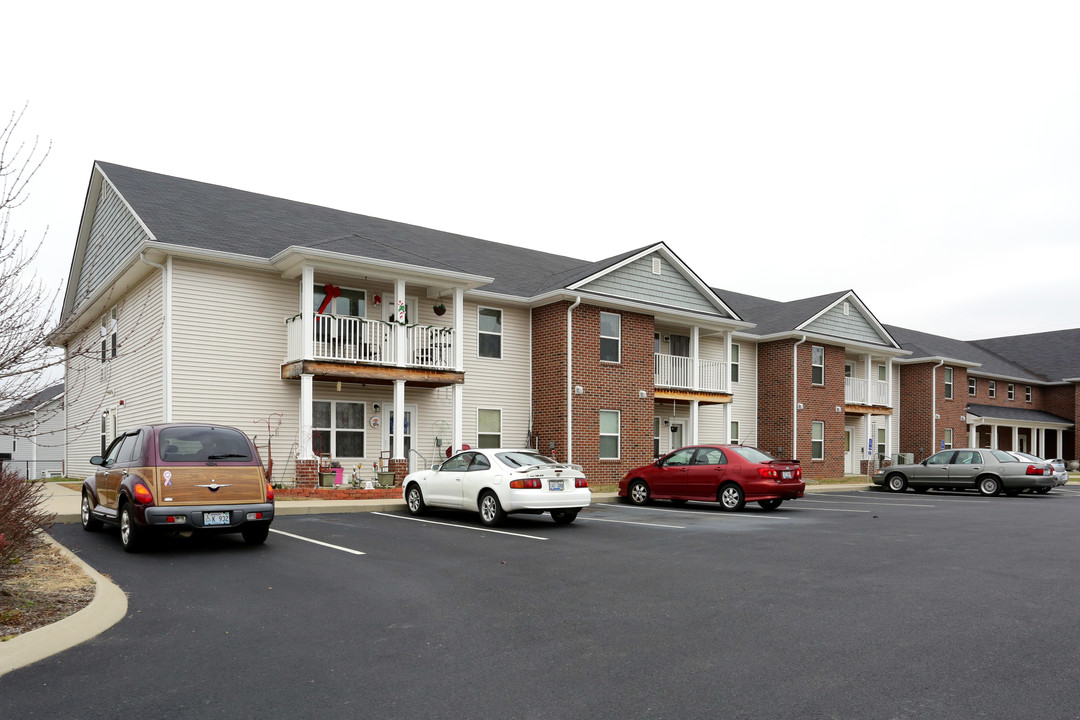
(270, 529, 366, 555)
(799, 498, 935, 508)
(372, 512, 549, 540)
(585, 517, 686, 529)
(788, 506, 873, 513)
(607, 504, 790, 520)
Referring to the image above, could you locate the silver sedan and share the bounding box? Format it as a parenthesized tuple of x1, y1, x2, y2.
(873, 448, 1056, 496)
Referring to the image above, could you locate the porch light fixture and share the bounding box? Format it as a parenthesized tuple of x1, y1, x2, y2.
(835, 406, 841, 412)
(639, 390, 647, 399)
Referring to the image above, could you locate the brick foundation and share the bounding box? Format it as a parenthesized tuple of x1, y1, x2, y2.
(295, 459, 319, 489)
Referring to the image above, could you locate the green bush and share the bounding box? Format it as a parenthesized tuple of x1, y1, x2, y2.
(0, 466, 55, 580)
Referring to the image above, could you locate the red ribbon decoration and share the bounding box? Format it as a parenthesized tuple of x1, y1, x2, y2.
(317, 284, 342, 314)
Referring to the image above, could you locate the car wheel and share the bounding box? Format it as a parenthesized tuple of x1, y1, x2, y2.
(478, 491, 506, 527)
(551, 509, 579, 525)
(627, 479, 650, 505)
(81, 492, 103, 532)
(406, 483, 426, 515)
(886, 474, 907, 493)
(1035, 487, 1051, 494)
(718, 483, 745, 511)
(242, 524, 270, 545)
(119, 504, 144, 553)
(977, 476, 1001, 497)
(757, 499, 783, 510)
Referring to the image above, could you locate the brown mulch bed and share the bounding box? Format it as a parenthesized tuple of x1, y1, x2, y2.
(0, 535, 96, 642)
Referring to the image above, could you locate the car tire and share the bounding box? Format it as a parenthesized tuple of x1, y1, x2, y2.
(242, 524, 270, 545)
(977, 476, 1001, 497)
(757, 499, 783, 510)
(406, 483, 426, 515)
(718, 483, 745, 511)
(478, 491, 506, 527)
(627, 479, 650, 505)
(886, 474, 908, 493)
(551, 509, 579, 525)
(119, 504, 144, 553)
(81, 492, 103, 532)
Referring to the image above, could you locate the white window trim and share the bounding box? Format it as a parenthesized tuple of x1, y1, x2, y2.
(969, 377, 977, 396)
(943, 428, 954, 450)
(1025, 386, 1032, 403)
(477, 407, 503, 448)
(989, 381, 996, 398)
(731, 421, 740, 443)
(944, 367, 953, 400)
(811, 346, 825, 386)
(599, 409, 621, 460)
(315, 283, 367, 318)
(730, 343, 740, 383)
(1007, 383, 1015, 401)
(312, 400, 366, 459)
(477, 306, 503, 360)
(811, 420, 825, 460)
(600, 312, 621, 364)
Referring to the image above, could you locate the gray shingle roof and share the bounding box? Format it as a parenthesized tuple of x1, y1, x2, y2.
(97, 162, 591, 298)
(966, 403, 1073, 425)
(971, 329, 1080, 382)
(0, 383, 63, 418)
(714, 288, 851, 336)
(885, 324, 1043, 381)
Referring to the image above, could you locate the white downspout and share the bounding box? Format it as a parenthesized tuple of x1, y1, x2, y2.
(566, 297, 581, 463)
(931, 359, 945, 454)
(139, 253, 172, 422)
(792, 335, 806, 460)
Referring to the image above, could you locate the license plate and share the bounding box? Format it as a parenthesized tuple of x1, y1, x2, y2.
(549, 480, 563, 491)
(782, 471, 792, 479)
(204, 511, 230, 526)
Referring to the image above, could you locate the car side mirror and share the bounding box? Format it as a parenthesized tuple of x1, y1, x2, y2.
(90, 455, 105, 466)
(431, 463, 441, 471)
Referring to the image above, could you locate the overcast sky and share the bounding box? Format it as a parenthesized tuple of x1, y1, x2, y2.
(8, 1, 1079, 340)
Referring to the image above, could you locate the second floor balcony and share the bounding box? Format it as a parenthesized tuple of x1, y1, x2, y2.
(654, 353, 726, 394)
(845, 377, 890, 407)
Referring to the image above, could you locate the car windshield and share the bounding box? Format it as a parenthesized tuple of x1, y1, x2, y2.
(497, 451, 557, 468)
(727, 446, 777, 464)
(991, 450, 1020, 463)
(159, 427, 252, 463)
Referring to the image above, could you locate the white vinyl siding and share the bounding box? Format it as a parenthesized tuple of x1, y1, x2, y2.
(804, 301, 887, 345)
(578, 252, 730, 318)
(462, 303, 531, 451)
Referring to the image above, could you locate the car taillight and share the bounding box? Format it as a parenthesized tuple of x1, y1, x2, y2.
(133, 482, 154, 504)
(266, 483, 275, 501)
(794, 467, 802, 480)
(575, 478, 588, 488)
(757, 466, 778, 479)
(510, 478, 543, 489)
(1025, 465, 1049, 476)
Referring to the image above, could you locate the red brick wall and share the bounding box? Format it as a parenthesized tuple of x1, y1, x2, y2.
(531, 301, 655, 484)
(757, 339, 846, 479)
(898, 363, 968, 460)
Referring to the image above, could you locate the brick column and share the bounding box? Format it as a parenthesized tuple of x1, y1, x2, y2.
(388, 458, 409, 486)
(295, 458, 319, 489)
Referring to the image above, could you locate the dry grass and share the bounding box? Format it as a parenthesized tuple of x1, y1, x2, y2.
(0, 535, 95, 642)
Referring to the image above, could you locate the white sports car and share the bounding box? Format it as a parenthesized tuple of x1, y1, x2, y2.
(403, 448, 591, 526)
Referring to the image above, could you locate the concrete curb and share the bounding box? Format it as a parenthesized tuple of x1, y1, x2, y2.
(0, 533, 128, 678)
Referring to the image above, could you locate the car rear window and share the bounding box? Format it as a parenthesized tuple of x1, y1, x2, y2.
(991, 450, 1020, 463)
(497, 451, 557, 468)
(159, 427, 253, 463)
(728, 446, 778, 464)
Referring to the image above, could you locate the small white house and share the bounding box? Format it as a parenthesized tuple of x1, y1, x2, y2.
(0, 383, 66, 479)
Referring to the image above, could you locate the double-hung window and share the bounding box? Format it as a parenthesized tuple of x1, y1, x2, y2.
(811, 346, 825, 385)
(312, 401, 366, 458)
(1007, 383, 1015, 400)
(731, 421, 740, 443)
(477, 409, 502, 448)
(969, 377, 977, 396)
(478, 307, 503, 359)
(599, 410, 620, 459)
(730, 344, 740, 383)
(943, 428, 954, 450)
(100, 307, 117, 363)
(989, 381, 996, 398)
(811, 421, 824, 460)
(943, 367, 953, 399)
(600, 312, 621, 363)
(1025, 386, 1032, 402)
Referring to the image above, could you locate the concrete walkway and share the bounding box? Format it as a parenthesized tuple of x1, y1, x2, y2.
(1, 480, 871, 677)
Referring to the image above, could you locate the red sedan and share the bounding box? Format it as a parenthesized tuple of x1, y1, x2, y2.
(619, 444, 805, 511)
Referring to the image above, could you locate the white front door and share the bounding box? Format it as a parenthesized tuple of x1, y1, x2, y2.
(669, 421, 685, 454)
(844, 429, 854, 474)
(384, 403, 419, 472)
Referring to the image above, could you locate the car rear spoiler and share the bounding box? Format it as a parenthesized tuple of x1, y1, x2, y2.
(514, 462, 584, 474)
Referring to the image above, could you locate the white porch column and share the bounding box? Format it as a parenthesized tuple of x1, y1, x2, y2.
(968, 422, 976, 447)
(393, 379, 406, 461)
(299, 373, 314, 460)
(1036, 427, 1043, 456)
(1012, 426, 1019, 452)
(886, 359, 894, 408)
(723, 402, 731, 444)
(1056, 428, 1062, 458)
(689, 400, 699, 444)
(724, 332, 732, 393)
(691, 327, 700, 391)
(394, 279, 407, 366)
(301, 266, 314, 360)
(452, 286, 464, 454)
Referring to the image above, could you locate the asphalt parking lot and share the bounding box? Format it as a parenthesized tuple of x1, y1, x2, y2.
(7, 487, 1080, 719)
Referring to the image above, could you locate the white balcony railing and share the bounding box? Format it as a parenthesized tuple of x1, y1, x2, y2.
(285, 315, 455, 370)
(654, 354, 726, 393)
(845, 377, 890, 406)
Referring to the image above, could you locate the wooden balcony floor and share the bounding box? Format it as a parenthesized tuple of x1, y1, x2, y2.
(281, 360, 464, 388)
